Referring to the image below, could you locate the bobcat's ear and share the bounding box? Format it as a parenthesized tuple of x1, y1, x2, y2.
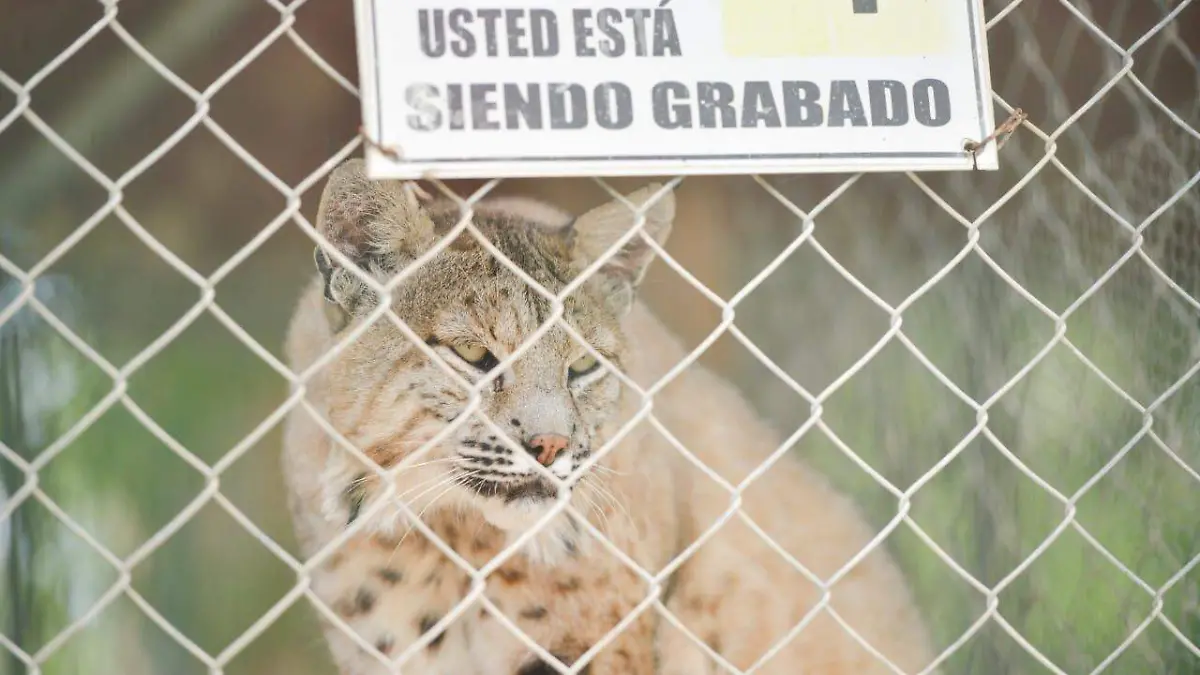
(569, 183, 675, 315)
(313, 158, 437, 314)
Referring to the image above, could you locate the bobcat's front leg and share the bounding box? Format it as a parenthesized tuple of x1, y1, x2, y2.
(487, 561, 660, 675)
(513, 634, 657, 675)
(308, 531, 472, 675)
(578, 612, 658, 675)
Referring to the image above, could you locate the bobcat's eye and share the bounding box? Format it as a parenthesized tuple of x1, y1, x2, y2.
(451, 343, 498, 370)
(568, 354, 600, 378)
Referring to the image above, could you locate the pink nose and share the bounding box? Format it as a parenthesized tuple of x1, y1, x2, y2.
(527, 434, 570, 466)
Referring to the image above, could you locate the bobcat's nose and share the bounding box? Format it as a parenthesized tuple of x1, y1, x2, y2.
(525, 433, 570, 466)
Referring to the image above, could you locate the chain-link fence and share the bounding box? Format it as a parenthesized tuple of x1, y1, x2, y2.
(2, 0, 1199, 674)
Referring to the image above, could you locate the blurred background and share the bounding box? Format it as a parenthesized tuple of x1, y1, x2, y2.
(1, 0, 1199, 673)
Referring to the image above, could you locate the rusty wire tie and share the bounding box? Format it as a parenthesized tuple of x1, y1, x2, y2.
(964, 108, 1028, 170)
(359, 125, 403, 161)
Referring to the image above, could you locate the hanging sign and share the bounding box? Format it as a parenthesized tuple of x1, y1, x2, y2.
(353, 0, 998, 178)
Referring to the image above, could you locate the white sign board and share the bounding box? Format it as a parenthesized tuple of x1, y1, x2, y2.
(353, 0, 997, 178)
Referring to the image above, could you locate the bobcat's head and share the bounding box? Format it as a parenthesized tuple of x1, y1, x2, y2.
(299, 159, 674, 553)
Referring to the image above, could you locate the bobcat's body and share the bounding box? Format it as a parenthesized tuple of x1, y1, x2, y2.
(281, 160, 937, 674)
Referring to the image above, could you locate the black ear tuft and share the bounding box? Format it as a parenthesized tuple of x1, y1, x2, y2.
(314, 247, 337, 304)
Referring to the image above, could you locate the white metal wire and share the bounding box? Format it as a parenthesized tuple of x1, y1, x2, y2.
(1, 0, 1198, 674)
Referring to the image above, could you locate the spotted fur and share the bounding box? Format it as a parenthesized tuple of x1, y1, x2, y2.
(282, 159, 939, 674)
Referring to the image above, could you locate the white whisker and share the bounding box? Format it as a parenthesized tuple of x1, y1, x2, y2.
(391, 470, 484, 555)
(584, 475, 637, 539)
(393, 472, 464, 513)
(376, 471, 465, 528)
(389, 473, 453, 504)
(591, 463, 627, 477)
(577, 483, 612, 535)
(391, 456, 466, 472)
(349, 457, 463, 492)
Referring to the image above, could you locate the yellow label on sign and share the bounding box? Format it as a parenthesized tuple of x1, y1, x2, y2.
(722, 0, 953, 58)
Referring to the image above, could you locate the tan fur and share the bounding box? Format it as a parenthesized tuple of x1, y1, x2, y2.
(281, 160, 938, 674)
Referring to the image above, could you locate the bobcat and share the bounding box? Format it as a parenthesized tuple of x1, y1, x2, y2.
(281, 158, 938, 675)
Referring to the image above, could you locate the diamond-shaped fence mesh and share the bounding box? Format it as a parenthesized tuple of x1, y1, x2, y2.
(1, 0, 1199, 674)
